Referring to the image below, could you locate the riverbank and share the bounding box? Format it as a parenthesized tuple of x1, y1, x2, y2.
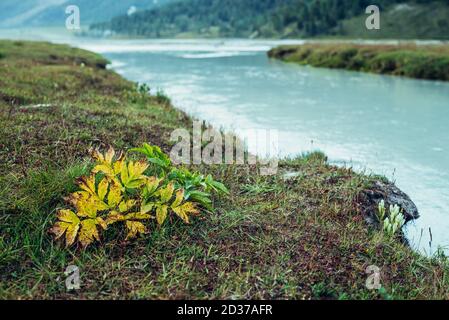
(1, 40, 448, 299)
(268, 43, 449, 81)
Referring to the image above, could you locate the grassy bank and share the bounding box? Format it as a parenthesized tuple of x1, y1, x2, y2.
(1, 40, 448, 300)
(268, 43, 449, 81)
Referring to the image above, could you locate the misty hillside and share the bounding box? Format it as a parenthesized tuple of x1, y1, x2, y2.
(0, 0, 174, 28)
(91, 0, 449, 39)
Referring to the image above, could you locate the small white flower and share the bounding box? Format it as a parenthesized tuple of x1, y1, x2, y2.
(382, 203, 405, 236)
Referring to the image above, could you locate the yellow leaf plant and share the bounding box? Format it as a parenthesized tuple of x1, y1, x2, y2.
(50, 146, 200, 248)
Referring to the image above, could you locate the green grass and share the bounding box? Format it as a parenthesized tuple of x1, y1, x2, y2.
(268, 43, 449, 81)
(1, 40, 449, 299)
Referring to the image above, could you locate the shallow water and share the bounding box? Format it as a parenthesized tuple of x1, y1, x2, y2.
(1, 30, 448, 254)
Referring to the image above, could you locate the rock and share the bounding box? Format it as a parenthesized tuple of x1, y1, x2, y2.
(359, 180, 419, 227)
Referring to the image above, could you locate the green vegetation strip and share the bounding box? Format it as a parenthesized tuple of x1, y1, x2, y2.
(91, 0, 449, 40)
(268, 43, 449, 81)
(1, 40, 448, 299)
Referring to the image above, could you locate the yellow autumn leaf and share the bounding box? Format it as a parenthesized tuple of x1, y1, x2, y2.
(64, 191, 89, 208)
(125, 221, 147, 240)
(145, 176, 161, 195)
(106, 210, 151, 228)
(171, 189, 184, 208)
(96, 217, 108, 230)
(120, 161, 129, 184)
(108, 180, 123, 208)
(93, 164, 115, 177)
(50, 209, 80, 247)
(126, 179, 147, 189)
(73, 175, 109, 213)
(105, 211, 126, 225)
(92, 147, 124, 177)
(105, 146, 115, 164)
(172, 202, 199, 224)
(124, 212, 152, 220)
(76, 197, 98, 218)
(121, 161, 149, 189)
(159, 182, 174, 204)
(97, 178, 109, 202)
(113, 153, 125, 175)
(77, 175, 96, 196)
(69, 190, 108, 217)
(140, 202, 154, 214)
(130, 160, 149, 177)
(119, 199, 137, 213)
(78, 219, 101, 247)
(156, 205, 168, 225)
(90, 147, 105, 163)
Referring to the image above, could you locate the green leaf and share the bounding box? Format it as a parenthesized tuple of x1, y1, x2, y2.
(159, 182, 174, 203)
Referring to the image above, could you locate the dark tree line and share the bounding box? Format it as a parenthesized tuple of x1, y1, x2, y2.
(91, 0, 448, 38)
